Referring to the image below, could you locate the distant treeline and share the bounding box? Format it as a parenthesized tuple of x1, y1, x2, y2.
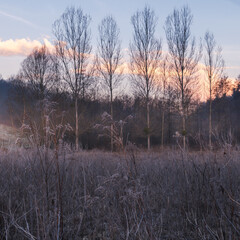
(0, 78, 239, 150)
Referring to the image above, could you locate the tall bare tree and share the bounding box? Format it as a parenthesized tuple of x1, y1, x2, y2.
(165, 6, 201, 150)
(159, 55, 171, 150)
(53, 6, 92, 151)
(204, 31, 224, 149)
(129, 6, 162, 150)
(96, 16, 122, 152)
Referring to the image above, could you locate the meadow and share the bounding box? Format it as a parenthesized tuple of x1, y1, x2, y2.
(1, 147, 240, 239)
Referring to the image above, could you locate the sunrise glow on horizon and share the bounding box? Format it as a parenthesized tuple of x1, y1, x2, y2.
(0, 0, 240, 79)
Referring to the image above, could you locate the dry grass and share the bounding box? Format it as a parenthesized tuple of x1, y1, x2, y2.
(0, 124, 19, 147)
(0, 148, 240, 239)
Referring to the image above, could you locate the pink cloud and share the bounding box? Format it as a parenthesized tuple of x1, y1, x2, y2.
(0, 38, 55, 56)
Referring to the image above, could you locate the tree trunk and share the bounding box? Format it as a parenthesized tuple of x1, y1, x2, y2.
(75, 96, 79, 151)
(209, 82, 212, 150)
(110, 87, 113, 152)
(183, 114, 186, 151)
(147, 99, 150, 150)
(168, 105, 171, 145)
(110, 88, 113, 152)
(22, 97, 26, 126)
(161, 110, 164, 150)
(182, 69, 186, 151)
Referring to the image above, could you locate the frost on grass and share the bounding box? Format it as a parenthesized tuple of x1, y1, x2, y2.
(0, 149, 240, 239)
(0, 124, 19, 148)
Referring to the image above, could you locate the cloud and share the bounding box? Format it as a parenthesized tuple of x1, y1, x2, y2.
(225, 65, 240, 70)
(0, 10, 37, 28)
(0, 38, 55, 56)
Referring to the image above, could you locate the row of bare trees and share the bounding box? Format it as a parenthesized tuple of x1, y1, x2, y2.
(16, 5, 226, 151)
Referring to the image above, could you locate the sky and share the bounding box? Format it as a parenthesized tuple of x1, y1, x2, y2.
(0, 0, 240, 79)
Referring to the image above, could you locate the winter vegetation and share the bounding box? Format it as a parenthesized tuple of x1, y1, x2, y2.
(0, 4, 240, 239)
(1, 148, 240, 239)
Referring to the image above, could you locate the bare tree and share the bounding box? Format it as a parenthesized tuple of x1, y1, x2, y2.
(214, 75, 230, 98)
(165, 6, 201, 150)
(204, 31, 224, 149)
(19, 45, 61, 143)
(53, 6, 92, 151)
(96, 16, 122, 151)
(20, 45, 56, 100)
(129, 6, 162, 150)
(159, 55, 171, 150)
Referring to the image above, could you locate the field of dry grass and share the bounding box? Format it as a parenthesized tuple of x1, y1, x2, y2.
(0, 124, 19, 147)
(0, 148, 240, 239)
